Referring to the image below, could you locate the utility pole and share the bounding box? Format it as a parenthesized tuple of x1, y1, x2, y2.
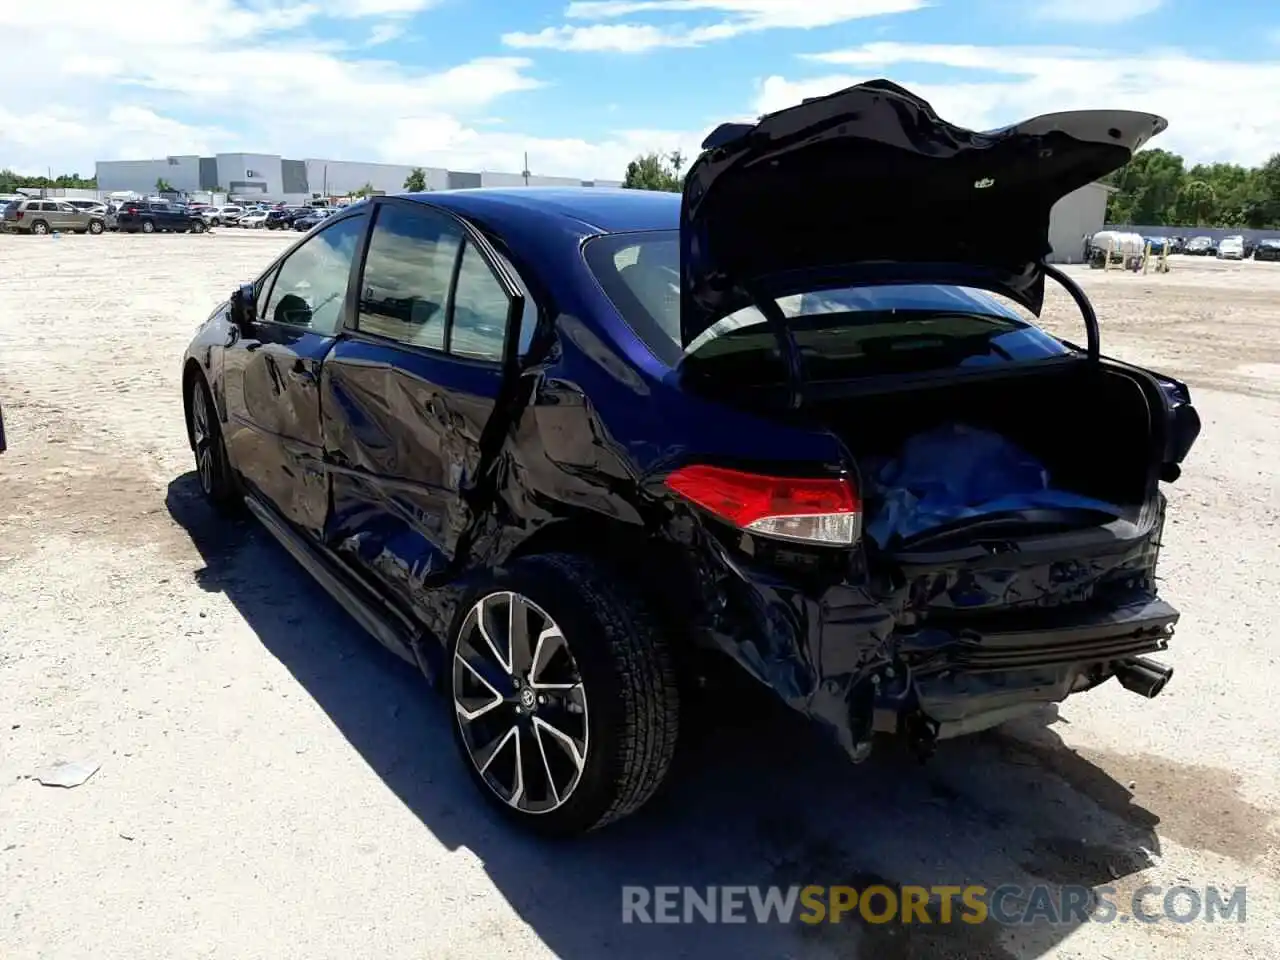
(522, 152, 530, 187)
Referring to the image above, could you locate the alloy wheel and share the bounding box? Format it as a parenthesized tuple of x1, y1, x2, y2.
(190, 383, 214, 495)
(453, 591, 589, 814)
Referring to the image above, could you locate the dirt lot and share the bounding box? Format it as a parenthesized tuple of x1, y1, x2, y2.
(1, 233, 1278, 959)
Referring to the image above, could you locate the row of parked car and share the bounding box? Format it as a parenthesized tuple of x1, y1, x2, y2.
(1155, 234, 1280, 260)
(1, 196, 340, 236)
(196, 202, 339, 232)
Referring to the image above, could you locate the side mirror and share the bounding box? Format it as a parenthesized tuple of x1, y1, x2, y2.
(229, 282, 255, 332)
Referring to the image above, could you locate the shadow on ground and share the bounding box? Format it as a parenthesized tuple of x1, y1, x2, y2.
(167, 472, 1167, 960)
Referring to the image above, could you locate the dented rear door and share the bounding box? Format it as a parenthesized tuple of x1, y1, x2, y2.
(320, 197, 522, 605)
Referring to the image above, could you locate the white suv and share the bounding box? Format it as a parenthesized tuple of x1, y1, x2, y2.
(202, 205, 244, 227)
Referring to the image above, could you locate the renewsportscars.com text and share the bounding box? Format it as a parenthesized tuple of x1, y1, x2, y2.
(621, 884, 1247, 926)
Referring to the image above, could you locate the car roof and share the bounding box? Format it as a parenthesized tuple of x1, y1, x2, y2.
(401, 187, 679, 234)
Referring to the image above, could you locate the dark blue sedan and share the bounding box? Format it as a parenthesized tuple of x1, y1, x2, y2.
(180, 79, 1201, 836)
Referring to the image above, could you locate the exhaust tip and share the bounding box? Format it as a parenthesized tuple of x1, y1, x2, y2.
(1115, 656, 1173, 699)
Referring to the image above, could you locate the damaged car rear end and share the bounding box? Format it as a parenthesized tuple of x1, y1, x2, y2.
(600, 80, 1200, 761)
(179, 78, 1201, 837)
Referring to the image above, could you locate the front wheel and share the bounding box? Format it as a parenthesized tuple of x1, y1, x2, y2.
(88, 219, 104, 235)
(449, 554, 680, 837)
(190, 220, 206, 234)
(188, 374, 239, 512)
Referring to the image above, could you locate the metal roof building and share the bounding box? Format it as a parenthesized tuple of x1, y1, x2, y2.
(95, 152, 621, 203)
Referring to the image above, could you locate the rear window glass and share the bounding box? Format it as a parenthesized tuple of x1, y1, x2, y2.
(584, 230, 1073, 380)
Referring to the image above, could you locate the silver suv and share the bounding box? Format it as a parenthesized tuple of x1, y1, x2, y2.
(2, 198, 107, 235)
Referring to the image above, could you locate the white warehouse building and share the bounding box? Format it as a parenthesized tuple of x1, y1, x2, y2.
(1047, 181, 1112, 264)
(95, 153, 621, 202)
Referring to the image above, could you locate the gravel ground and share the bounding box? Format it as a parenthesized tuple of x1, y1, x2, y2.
(1, 232, 1277, 960)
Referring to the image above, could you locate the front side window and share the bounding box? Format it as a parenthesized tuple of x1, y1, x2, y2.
(261, 214, 366, 335)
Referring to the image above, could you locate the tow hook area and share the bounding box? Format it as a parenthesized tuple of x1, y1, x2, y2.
(1114, 656, 1174, 698)
(867, 664, 939, 762)
(904, 711, 941, 762)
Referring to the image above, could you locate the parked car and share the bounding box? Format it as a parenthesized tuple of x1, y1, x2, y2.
(1184, 236, 1216, 256)
(291, 208, 334, 231)
(1253, 238, 1280, 262)
(0, 395, 6, 453)
(1217, 235, 1245, 260)
(2, 197, 107, 234)
(238, 210, 270, 229)
(203, 205, 245, 227)
(180, 80, 1201, 836)
(1241, 236, 1257, 258)
(265, 207, 308, 229)
(65, 199, 109, 216)
(115, 200, 207, 234)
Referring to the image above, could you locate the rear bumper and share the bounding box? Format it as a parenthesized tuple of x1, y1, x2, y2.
(691, 506, 1176, 760)
(872, 592, 1176, 744)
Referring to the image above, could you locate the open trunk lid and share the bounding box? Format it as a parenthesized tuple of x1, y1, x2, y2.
(678, 78, 1167, 346)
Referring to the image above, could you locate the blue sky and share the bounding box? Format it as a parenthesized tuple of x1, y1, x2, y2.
(3, 0, 1277, 179)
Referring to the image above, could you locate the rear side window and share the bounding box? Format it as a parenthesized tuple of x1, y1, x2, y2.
(357, 203, 461, 350)
(450, 242, 511, 361)
(355, 202, 535, 361)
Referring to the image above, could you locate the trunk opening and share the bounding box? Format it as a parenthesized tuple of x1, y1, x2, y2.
(815, 361, 1156, 544)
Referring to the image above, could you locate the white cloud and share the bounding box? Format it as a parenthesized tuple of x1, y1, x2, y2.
(0, 0, 693, 181)
(365, 22, 408, 45)
(1030, 0, 1163, 24)
(383, 118, 711, 181)
(504, 0, 925, 52)
(758, 42, 1280, 166)
(503, 23, 714, 52)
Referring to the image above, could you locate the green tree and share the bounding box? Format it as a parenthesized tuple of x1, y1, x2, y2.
(352, 181, 378, 198)
(155, 177, 175, 193)
(1175, 180, 1216, 226)
(0, 169, 97, 191)
(622, 150, 686, 192)
(1102, 148, 1280, 229)
(403, 167, 427, 191)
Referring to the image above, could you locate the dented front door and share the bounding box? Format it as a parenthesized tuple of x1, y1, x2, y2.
(320, 198, 514, 607)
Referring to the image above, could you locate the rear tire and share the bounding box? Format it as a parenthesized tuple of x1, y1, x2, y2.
(30, 220, 49, 235)
(448, 553, 680, 837)
(141, 220, 155, 234)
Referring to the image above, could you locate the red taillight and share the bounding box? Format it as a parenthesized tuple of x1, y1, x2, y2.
(126, 206, 137, 214)
(665, 464, 861, 546)
(15, 211, 23, 220)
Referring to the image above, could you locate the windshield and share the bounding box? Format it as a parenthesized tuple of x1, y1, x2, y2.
(584, 230, 1075, 377)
